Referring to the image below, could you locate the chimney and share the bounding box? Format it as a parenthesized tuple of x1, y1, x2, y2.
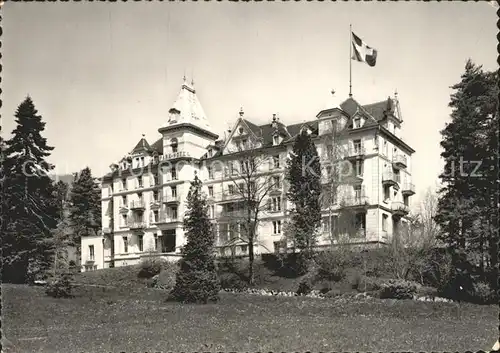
(272, 113, 279, 130)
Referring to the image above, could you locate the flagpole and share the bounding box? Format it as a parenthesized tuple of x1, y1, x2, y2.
(349, 24, 352, 97)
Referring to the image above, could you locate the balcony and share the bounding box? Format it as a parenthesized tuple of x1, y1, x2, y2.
(128, 221, 146, 230)
(129, 200, 145, 210)
(392, 155, 407, 170)
(103, 227, 112, 234)
(156, 215, 180, 225)
(222, 192, 242, 201)
(150, 197, 162, 209)
(401, 182, 415, 196)
(382, 171, 400, 187)
(163, 195, 181, 205)
(345, 146, 366, 160)
(391, 201, 410, 217)
(342, 195, 369, 208)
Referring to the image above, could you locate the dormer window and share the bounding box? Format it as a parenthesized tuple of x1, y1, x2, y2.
(273, 135, 280, 146)
(353, 117, 361, 129)
(171, 138, 178, 153)
(238, 127, 244, 135)
(208, 148, 213, 158)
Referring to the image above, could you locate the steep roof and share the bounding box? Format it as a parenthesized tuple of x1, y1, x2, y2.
(131, 137, 153, 154)
(150, 138, 163, 154)
(160, 77, 216, 136)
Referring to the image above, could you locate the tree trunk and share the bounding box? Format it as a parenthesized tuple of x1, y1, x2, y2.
(248, 235, 254, 286)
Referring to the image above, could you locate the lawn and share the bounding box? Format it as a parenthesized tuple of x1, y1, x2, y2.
(3, 282, 497, 352)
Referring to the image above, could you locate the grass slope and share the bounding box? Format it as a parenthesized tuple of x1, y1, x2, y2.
(3, 283, 497, 352)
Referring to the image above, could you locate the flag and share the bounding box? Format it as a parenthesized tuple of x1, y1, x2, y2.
(351, 32, 377, 67)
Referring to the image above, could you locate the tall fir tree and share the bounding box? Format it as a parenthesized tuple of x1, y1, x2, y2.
(2, 96, 59, 283)
(68, 167, 101, 253)
(435, 60, 499, 289)
(171, 174, 220, 303)
(285, 129, 322, 272)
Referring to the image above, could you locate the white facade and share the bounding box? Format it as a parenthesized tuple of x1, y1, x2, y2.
(81, 79, 416, 271)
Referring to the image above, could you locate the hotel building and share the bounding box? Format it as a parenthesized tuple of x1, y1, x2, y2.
(81, 78, 415, 271)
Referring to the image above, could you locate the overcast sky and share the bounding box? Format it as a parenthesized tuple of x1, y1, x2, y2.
(2, 2, 497, 203)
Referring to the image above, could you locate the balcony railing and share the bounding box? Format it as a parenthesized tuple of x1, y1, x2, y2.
(128, 221, 146, 229)
(161, 151, 191, 160)
(401, 182, 416, 195)
(345, 146, 366, 159)
(157, 215, 180, 224)
(382, 171, 401, 185)
(163, 195, 181, 204)
(391, 201, 410, 216)
(342, 195, 369, 207)
(222, 192, 242, 201)
(129, 200, 145, 210)
(392, 155, 408, 169)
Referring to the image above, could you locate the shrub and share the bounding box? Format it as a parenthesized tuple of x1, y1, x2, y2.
(219, 273, 248, 291)
(416, 286, 438, 298)
(296, 279, 313, 296)
(151, 262, 178, 291)
(356, 276, 382, 292)
(348, 271, 362, 290)
(138, 256, 166, 279)
(379, 279, 418, 300)
(45, 272, 74, 298)
(314, 250, 347, 282)
(469, 282, 497, 305)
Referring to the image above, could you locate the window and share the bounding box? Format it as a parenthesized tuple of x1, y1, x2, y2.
(242, 139, 248, 148)
(403, 195, 409, 206)
(122, 178, 127, 191)
(355, 213, 366, 230)
(229, 223, 238, 240)
(240, 245, 248, 254)
(229, 162, 235, 175)
(171, 138, 178, 153)
(271, 196, 281, 211)
(207, 166, 213, 179)
(355, 160, 363, 176)
(354, 185, 362, 199)
(123, 237, 128, 253)
(153, 175, 159, 186)
(327, 145, 334, 158)
(171, 207, 178, 220)
(171, 168, 177, 180)
(138, 235, 143, 252)
(209, 205, 215, 218)
(322, 218, 330, 233)
(273, 155, 280, 169)
(208, 186, 214, 197)
(122, 214, 127, 227)
(250, 181, 256, 193)
(273, 135, 279, 145)
(140, 157, 145, 167)
(153, 210, 159, 223)
(382, 214, 388, 232)
(208, 148, 213, 157)
(122, 195, 127, 207)
(353, 139, 362, 154)
(153, 190, 159, 202)
(272, 176, 281, 189)
(384, 186, 390, 201)
(238, 127, 244, 135)
(384, 140, 388, 156)
(89, 245, 95, 261)
(238, 183, 244, 193)
(273, 220, 282, 234)
(393, 189, 397, 198)
(228, 184, 235, 195)
(163, 230, 176, 253)
(171, 186, 177, 198)
(354, 117, 361, 129)
(153, 233, 159, 251)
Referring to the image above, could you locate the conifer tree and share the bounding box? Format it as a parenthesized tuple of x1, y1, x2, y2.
(68, 167, 101, 253)
(435, 60, 499, 289)
(285, 129, 322, 273)
(2, 96, 59, 283)
(171, 175, 220, 303)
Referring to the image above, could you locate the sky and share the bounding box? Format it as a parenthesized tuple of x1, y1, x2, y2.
(2, 2, 497, 204)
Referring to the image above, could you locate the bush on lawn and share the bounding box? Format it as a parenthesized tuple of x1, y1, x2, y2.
(469, 281, 497, 305)
(220, 272, 248, 291)
(379, 279, 418, 300)
(45, 272, 74, 298)
(314, 250, 348, 282)
(138, 255, 167, 279)
(356, 276, 383, 292)
(149, 262, 178, 291)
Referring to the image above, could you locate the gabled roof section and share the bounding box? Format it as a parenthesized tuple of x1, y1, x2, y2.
(131, 136, 153, 155)
(362, 97, 397, 121)
(160, 77, 216, 136)
(151, 138, 163, 155)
